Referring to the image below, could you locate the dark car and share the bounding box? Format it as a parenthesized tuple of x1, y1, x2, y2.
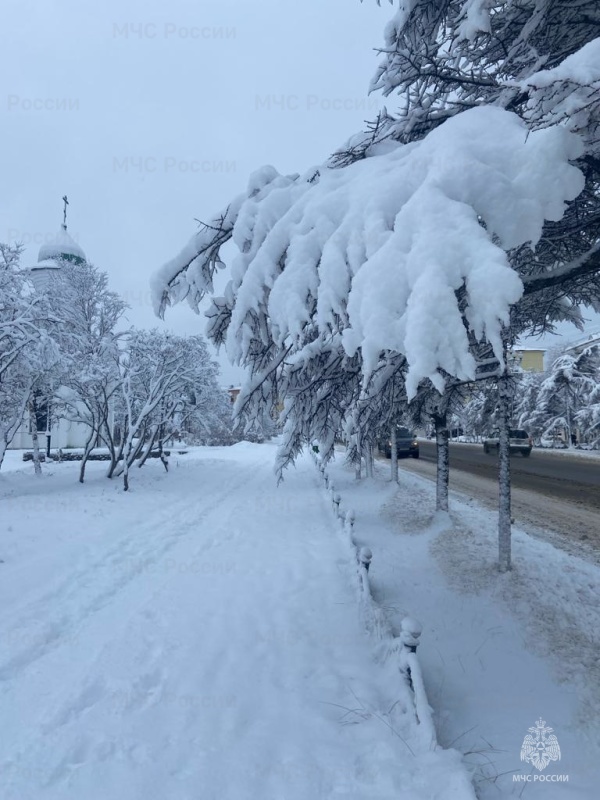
(483, 429, 532, 457)
(377, 426, 419, 459)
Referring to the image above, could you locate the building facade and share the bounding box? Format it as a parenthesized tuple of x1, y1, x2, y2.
(8, 222, 91, 451)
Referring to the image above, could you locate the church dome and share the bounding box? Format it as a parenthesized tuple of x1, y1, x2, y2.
(37, 225, 86, 265)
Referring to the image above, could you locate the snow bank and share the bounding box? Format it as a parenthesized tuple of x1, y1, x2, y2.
(324, 454, 600, 798)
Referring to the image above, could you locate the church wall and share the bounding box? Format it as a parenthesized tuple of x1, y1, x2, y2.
(8, 415, 92, 451)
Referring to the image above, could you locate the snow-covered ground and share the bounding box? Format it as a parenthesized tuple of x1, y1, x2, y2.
(326, 456, 599, 799)
(1, 443, 598, 799)
(0, 444, 473, 800)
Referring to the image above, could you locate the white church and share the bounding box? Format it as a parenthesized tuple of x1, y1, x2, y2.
(9, 210, 93, 452)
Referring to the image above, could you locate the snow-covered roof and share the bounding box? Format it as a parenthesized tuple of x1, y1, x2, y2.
(564, 330, 600, 352)
(37, 226, 86, 264)
(30, 258, 62, 271)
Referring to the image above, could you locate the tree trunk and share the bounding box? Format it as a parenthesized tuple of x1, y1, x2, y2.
(364, 443, 374, 478)
(79, 428, 97, 483)
(158, 428, 169, 472)
(354, 431, 362, 480)
(119, 436, 144, 488)
(106, 420, 125, 478)
(106, 436, 123, 478)
(390, 422, 398, 482)
(121, 438, 134, 490)
(28, 403, 42, 477)
(1, 388, 35, 471)
(497, 373, 512, 572)
(434, 411, 449, 512)
(137, 427, 159, 468)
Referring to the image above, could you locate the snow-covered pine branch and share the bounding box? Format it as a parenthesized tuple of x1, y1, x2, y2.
(340, 3, 600, 333)
(154, 107, 582, 401)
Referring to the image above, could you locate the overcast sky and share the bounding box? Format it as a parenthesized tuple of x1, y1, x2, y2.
(2, 0, 598, 382)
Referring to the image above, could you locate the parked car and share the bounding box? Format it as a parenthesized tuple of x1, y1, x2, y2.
(483, 429, 532, 457)
(377, 426, 419, 459)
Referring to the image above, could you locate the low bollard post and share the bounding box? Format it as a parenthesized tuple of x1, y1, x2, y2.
(359, 547, 372, 572)
(333, 492, 341, 516)
(400, 617, 422, 653)
(345, 509, 355, 534)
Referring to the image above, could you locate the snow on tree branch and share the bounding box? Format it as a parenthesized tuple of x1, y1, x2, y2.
(515, 37, 600, 151)
(153, 106, 583, 399)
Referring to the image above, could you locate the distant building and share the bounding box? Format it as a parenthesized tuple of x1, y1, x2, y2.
(9, 212, 92, 451)
(564, 330, 600, 355)
(511, 347, 545, 373)
(226, 386, 241, 405)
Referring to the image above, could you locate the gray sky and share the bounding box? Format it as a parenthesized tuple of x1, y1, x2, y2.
(2, 0, 385, 384)
(2, 0, 598, 382)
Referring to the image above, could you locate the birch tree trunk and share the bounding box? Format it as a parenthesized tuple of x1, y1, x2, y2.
(434, 411, 449, 512)
(79, 427, 97, 484)
(364, 443, 374, 478)
(390, 422, 398, 482)
(497, 373, 512, 572)
(28, 402, 42, 477)
(137, 426, 159, 468)
(354, 431, 362, 480)
(157, 425, 169, 472)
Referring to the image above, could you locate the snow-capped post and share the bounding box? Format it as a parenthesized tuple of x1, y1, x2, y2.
(333, 492, 341, 517)
(358, 547, 372, 596)
(359, 546, 372, 572)
(345, 509, 355, 540)
(400, 617, 422, 654)
(399, 616, 435, 743)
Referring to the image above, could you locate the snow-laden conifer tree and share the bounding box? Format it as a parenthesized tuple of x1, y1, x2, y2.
(534, 345, 600, 445)
(576, 379, 600, 447)
(345, 0, 600, 329)
(152, 0, 598, 569)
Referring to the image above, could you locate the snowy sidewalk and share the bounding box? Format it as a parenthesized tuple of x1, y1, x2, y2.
(326, 454, 600, 800)
(0, 443, 472, 800)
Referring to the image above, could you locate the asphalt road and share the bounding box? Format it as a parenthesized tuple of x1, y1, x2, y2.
(417, 441, 600, 510)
